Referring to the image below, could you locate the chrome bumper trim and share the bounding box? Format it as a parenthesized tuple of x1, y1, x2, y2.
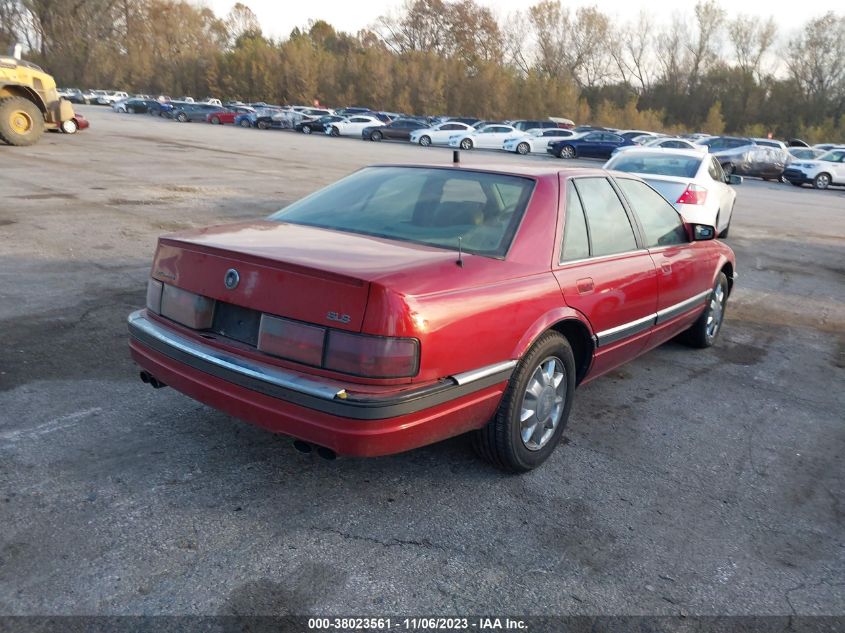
(128, 310, 344, 400)
(127, 310, 514, 420)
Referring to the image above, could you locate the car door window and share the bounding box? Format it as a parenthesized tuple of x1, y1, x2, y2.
(573, 178, 638, 257)
(561, 183, 590, 261)
(616, 179, 688, 248)
(584, 133, 601, 142)
(708, 158, 725, 182)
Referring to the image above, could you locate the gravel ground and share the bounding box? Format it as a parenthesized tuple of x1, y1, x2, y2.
(0, 106, 843, 617)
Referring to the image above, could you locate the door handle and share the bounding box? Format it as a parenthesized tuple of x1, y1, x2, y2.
(576, 277, 594, 294)
(661, 262, 672, 274)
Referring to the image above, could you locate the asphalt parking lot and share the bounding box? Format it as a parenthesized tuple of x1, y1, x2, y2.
(1, 106, 843, 617)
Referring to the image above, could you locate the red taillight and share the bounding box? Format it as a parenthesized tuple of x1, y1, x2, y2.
(324, 330, 419, 378)
(160, 284, 215, 329)
(258, 314, 325, 367)
(677, 184, 708, 205)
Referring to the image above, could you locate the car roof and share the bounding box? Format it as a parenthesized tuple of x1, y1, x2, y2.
(609, 147, 707, 158)
(369, 162, 611, 180)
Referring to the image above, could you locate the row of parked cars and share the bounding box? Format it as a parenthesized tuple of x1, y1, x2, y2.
(99, 94, 845, 192)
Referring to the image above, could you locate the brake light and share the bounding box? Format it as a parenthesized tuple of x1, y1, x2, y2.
(146, 278, 163, 314)
(324, 330, 419, 378)
(258, 314, 325, 366)
(677, 184, 708, 205)
(160, 284, 215, 329)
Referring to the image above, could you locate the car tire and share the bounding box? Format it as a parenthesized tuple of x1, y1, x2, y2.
(240, 119, 251, 128)
(127, 107, 135, 114)
(210, 116, 220, 125)
(61, 118, 78, 134)
(473, 331, 576, 473)
(419, 135, 431, 147)
(558, 145, 576, 159)
(682, 272, 729, 349)
(330, 126, 340, 137)
(517, 142, 530, 155)
(176, 112, 188, 122)
(460, 138, 473, 150)
(718, 223, 730, 239)
(722, 163, 735, 176)
(302, 125, 311, 134)
(257, 120, 270, 130)
(813, 173, 831, 190)
(0, 96, 45, 146)
(370, 130, 383, 142)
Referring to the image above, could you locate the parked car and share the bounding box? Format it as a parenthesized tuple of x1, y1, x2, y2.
(96, 90, 129, 105)
(207, 106, 255, 125)
(129, 163, 735, 471)
(410, 121, 474, 146)
(782, 148, 845, 189)
(234, 112, 258, 128)
(326, 115, 384, 137)
(619, 130, 656, 140)
(448, 124, 518, 150)
(63, 89, 88, 104)
(508, 120, 563, 132)
(117, 98, 160, 114)
(502, 128, 576, 155)
(753, 138, 788, 150)
(548, 131, 635, 159)
(605, 148, 740, 237)
(363, 118, 427, 141)
(296, 115, 345, 134)
(445, 117, 481, 126)
(612, 137, 703, 156)
(787, 147, 824, 161)
(335, 107, 372, 116)
(172, 103, 223, 122)
(60, 113, 89, 134)
(695, 136, 755, 153)
(713, 146, 788, 181)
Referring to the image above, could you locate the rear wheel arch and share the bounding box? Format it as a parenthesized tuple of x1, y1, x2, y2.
(1, 84, 46, 113)
(514, 314, 594, 385)
(549, 319, 594, 384)
(719, 261, 735, 296)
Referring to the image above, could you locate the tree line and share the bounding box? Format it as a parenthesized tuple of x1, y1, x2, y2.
(2, 0, 844, 142)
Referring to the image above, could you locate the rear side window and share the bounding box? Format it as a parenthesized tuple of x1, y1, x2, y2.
(572, 178, 638, 257)
(561, 184, 590, 261)
(616, 179, 687, 248)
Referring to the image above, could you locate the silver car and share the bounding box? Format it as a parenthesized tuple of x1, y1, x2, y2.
(604, 148, 740, 238)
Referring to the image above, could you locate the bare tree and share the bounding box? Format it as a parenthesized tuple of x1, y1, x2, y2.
(226, 2, 260, 46)
(727, 14, 776, 79)
(608, 10, 654, 93)
(686, 0, 726, 86)
(786, 12, 845, 106)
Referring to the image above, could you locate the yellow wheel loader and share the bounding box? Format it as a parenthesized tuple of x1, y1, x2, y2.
(0, 55, 76, 146)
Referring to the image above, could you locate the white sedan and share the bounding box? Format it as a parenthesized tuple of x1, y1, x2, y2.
(612, 137, 704, 156)
(502, 128, 576, 155)
(448, 124, 518, 150)
(326, 115, 384, 137)
(604, 148, 739, 238)
(410, 122, 474, 146)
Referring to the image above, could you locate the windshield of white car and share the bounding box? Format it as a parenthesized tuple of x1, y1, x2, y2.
(607, 153, 701, 178)
(268, 167, 535, 258)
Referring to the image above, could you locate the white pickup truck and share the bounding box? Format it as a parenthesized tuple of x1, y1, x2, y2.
(96, 91, 129, 105)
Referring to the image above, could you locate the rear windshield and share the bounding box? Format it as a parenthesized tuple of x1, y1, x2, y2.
(607, 153, 702, 178)
(268, 167, 535, 258)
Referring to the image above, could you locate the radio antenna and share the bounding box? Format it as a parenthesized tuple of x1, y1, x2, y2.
(456, 237, 464, 267)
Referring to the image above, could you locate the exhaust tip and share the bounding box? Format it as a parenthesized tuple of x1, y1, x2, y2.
(292, 440, 312, 454)
(140, 371, 166, 389)
(316, 446, 337, 461)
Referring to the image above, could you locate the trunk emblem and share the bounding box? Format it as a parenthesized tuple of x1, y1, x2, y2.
(224, 269, 240, 290)
(327, 311, 351, 324)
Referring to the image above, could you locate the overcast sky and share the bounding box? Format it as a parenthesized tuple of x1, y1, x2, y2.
(199, 0, 843, 40)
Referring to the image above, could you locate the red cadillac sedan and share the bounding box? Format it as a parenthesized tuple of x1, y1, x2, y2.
(128, 163, 735, 471)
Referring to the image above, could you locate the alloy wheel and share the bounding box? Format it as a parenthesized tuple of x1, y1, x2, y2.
(706, 283, 726, 340)
(519, 356, 566, 451)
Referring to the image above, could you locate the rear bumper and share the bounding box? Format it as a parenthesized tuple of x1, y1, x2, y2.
(128, 310, 512, 456)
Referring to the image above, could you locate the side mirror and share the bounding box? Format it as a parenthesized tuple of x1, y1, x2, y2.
(728, 174, 743, 185)
(691, 224, 716, 241)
